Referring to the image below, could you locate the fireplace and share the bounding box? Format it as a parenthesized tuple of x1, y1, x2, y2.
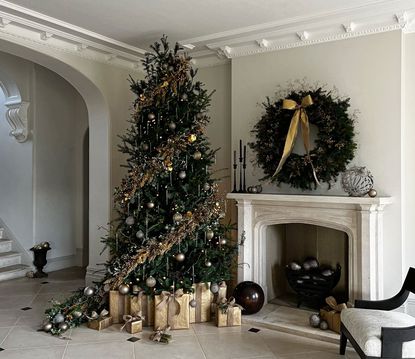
(227, 193, 392, 304)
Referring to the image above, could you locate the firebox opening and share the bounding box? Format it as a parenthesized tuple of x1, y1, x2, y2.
(266, 223, 349, 309)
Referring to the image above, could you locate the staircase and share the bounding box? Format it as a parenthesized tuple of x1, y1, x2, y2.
(0, 227, 30, 281)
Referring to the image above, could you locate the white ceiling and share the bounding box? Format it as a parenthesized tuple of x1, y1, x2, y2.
(3, 0, 389, 49)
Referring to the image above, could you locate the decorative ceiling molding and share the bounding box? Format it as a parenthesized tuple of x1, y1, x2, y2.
(0, 0, 414, 70)
(5, 100, 29, 142)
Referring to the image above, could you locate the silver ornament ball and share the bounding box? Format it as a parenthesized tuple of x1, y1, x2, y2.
(148, 113, 155, 120)
(178, 171, 187, 179)
(181, 93, 188, 101)
(320, 320, 329, 330)
(147, 202, 155, 209)
(205, 260, 212, 267)
(125, 216, 135, 226)
(118, 284, 130, 295)
(141, 143, 149, 151)
(309, 313, 321, 328)
(189, 299, 197, 308)
(219, 238, 227, 245)
(53, 313, 65, 324)
(173, 212, 183, 223)
(175, 253, 186, 262)
(58, 322, 69, 331)
(83, 286, 95, 297)
(43, 322, 53, 332)
(368, 188, 377, 197)
(210, 283, 219, 294)
(136, 230, 145, 239)
(146, 276, 157, 288)
(203, 183, 210, 191)
(206, 229, 214, 240)
(168, 122, 176, 130)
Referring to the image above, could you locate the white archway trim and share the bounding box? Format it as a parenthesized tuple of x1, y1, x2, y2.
(227, 193, 392, 303)
(4, 100, 29, 142)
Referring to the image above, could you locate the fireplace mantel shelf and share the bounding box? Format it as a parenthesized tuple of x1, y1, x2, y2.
(227, 193, 393, 208)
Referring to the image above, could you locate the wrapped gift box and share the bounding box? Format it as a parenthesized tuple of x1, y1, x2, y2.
(122, 315, 143, 334)
(154, 291, 190, 330)
(87, 316, 113, 331)
(129, 294, 155, 327)
(190, 282, 213, 323)
(109, 290, 130, 324)
(320, 306, 341, 333)
(216, 306, 241, 327)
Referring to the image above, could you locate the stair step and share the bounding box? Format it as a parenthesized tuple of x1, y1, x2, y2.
(0, 239, 12, 253)
(0, 251, 21, 268)
(0, 264, 30, 281)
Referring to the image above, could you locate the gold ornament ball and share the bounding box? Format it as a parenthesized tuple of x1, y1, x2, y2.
(43, 322, 53, 332)
(368, 189, 377, 197)
(193, 151, 202, 160)
(118, 284, 130, 295)
(173, 212, 183, 223)
(146, 276, 157, 288)
(206, 229, 214, 240)
(220, 238, 227, 245)
(175, 253, 186, 262)
(83, 286, 95, 297)
(188, 134, 197, 143)
(147, 202, 155, 209)
(178, 171, 187, 179)
(185, 211, 193, 218)
(72, 310, 82, 319)
(189, 299, 197, 308)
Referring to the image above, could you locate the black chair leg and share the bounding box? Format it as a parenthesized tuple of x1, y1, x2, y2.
(340, 330, 347, 355)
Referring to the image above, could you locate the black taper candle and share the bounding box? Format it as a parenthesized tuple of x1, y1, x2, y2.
(232, 150, 237, 193)
(243, 145, 247, 192)
(239, 140, 243, 192)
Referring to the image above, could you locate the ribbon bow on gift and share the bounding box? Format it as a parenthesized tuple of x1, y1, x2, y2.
(157, 289, 184, 325)
(272, 94, 320, 185)
(150, 326, 172, 343)
(120, 313, 143, 332)
(325, 296, 350, 312)
(86, 309, 109, 321)
(218, 297, 244, 314)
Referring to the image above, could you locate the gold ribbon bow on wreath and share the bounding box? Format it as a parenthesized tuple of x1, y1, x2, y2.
(273, 94, 320, 185)
(157, 289, 184, 324)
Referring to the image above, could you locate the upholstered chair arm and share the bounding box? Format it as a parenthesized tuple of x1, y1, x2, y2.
(355, 289, 410, 310)
(381, 325, 415, 358)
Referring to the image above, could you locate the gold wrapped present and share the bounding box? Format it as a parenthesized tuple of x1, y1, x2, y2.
(121, 314, 143, 334)
(320, 296, 350, 334)
(216, 297, 242, 327)
(109, 290, 130, 324)
(87, 310, 113, 331)
(129, 292, 154, 327)
(190, 282, 213, 323)
(211, 281, 227, 315)
(154, 289, 190, 330)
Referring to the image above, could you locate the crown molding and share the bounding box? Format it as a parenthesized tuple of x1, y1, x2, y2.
(0, 0, 414, 70)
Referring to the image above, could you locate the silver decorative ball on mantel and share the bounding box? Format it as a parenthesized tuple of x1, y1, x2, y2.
(341, 166, 374, 197)
(368, 188, 378, 198)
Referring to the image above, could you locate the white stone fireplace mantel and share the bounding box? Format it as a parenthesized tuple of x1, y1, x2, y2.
(227, 193, 393, 303)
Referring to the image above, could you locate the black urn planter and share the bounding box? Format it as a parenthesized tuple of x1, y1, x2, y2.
(30, 243, 51, 278)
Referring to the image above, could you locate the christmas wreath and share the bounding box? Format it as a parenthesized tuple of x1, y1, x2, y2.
(250, 84, 357, 190)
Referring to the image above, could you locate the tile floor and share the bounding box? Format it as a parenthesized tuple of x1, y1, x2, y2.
(0, 267, 359, 359)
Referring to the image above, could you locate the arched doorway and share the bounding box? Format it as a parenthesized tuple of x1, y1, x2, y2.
(0, 38, 111, 284)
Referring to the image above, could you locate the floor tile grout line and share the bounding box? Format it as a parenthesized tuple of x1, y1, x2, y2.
(0, 325, 15, 347)
(61, 341, 69, 359)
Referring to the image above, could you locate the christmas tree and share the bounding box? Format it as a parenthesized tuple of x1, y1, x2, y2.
(44, 36, 236, 335)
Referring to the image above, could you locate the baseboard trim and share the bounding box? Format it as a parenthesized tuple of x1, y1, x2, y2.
(45, 254, 78, 272)
(85, 265, 105, 285)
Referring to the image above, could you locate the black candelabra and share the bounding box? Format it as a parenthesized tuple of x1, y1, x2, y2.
(232, 139, 248, 193)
